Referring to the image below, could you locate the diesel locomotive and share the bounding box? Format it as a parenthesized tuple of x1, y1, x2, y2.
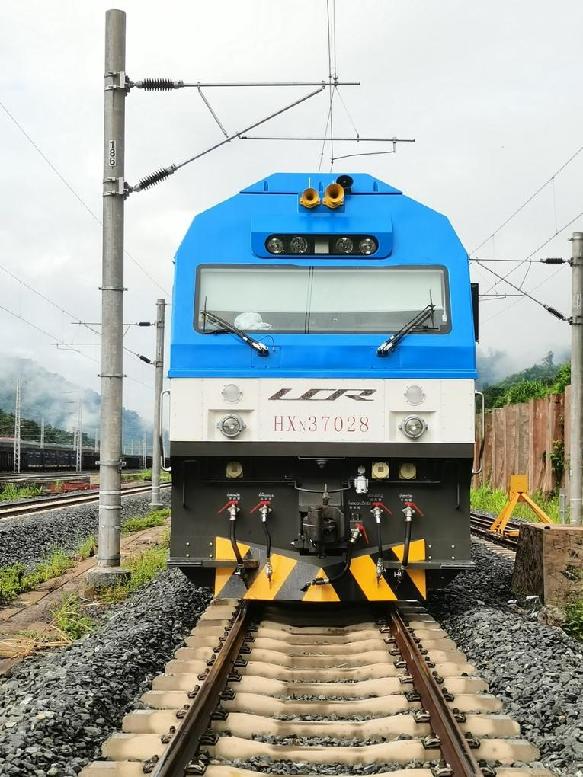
(167, 172, 479, 602)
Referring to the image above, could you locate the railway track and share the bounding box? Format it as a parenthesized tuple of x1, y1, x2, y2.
(81, 599, 551, 777)
(0, 483, 170, 520)
(470, 512, 520, 553)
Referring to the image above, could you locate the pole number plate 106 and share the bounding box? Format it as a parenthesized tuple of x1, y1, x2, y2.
(273, 415, 370, 433)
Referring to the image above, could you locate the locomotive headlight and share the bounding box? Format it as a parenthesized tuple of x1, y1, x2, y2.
(221, 383, 242, 403)
(217, 414, 246, 438)
(399, 415, 427, 439)
(266, 236, 285, 254)
(358, 237, 377, 255)
(289, 235, 309, 254)
(334, 236, 354, 254)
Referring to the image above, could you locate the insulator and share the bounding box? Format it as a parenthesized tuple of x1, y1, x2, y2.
(140, 77, 182, 91)
(135, 166, 176, 192)
(544, 305, 567, 321)
(138, 355, 152, 364)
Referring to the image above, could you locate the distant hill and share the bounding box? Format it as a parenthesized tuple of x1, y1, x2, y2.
(480, 352, 570, 409)
(0, 356, 149, 448)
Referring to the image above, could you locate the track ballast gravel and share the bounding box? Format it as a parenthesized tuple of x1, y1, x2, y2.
(0, 568, 211, 776)
(0, 490, 170, 570)
(428, 541, 583, 777)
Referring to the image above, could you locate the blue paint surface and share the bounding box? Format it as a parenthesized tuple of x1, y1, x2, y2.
(169, 173, 477, 379)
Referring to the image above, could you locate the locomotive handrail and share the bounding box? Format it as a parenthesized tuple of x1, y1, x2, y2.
(161, 389, 171, 472)
(472, 390, 485, 476)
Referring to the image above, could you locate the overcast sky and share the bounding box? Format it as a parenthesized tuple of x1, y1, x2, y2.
(1, 0, 582, 422)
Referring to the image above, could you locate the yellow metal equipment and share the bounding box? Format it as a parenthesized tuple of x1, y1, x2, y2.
(489, 474, 553, 536)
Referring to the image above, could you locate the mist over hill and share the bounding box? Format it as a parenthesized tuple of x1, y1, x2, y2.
(0, 356, 149, 448)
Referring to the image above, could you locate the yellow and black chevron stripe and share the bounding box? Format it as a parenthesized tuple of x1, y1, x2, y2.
(213, 536, 426, 602)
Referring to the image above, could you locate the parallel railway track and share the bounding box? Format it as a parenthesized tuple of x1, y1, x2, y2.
(470, 512, 520, 553)
(81, 599, 551, 777)
(0, 483, 170, 520)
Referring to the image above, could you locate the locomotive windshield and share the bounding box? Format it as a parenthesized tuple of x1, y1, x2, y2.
(196, 265, 449, 334)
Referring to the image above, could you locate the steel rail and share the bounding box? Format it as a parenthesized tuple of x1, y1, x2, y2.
(469, 512, 519, 550)
(151, 601, 250, 777)
(388, 607, 482, 777)
(0, 483, 170, 520)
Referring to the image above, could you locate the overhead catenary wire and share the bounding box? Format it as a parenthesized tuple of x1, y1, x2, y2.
(0, 301, 98, 364)
(471, 141, 583, 256)
(473, 258, 568, 321)
(129, 85, 326, 194)
(0, 98, 169, 296)
(480, 207, 583, 295)
(0, 260, 154, 369)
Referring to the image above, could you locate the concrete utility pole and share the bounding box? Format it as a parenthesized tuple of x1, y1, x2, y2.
(88, 9, 129, 587)
(570, 232, 583, 525)
(151, 298, 166, 508)
(13, 380, 21, 474)
(39, 417, 44, 450)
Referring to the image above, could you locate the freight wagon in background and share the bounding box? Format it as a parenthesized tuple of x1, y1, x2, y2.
(167, 173, 480, 602)
(0, 439, 149, 473)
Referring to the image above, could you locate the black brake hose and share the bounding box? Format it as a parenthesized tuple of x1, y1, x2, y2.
(262, 521, 272, 562)
(377, 522, 383, 561)
(229, 520, 244, 569)
(401, 521, 412, 567)
(301, 544, 353, 592)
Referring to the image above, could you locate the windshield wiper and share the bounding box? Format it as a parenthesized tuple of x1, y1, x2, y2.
(376, 303, 436, 357)
(203, 310, 269, 357)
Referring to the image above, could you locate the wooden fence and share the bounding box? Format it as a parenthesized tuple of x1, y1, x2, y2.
(474, 386, 570, 494)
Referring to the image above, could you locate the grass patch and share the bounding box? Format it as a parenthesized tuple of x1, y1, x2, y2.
(51, 593, 95, 640)
(565, 600, 583, 641)
(0, 563, 26, 604)
(0, 539, 95, 605)
(122, 508, 170, 534)
(99, 543, 169, 604)
(134, 468, 171, 483)
(0, 550, 74, 605)
(471, 484, 560, 523)
(0, 483, 43, 501)
(21, 550, 74, 589)
(77, 535, 97, 560)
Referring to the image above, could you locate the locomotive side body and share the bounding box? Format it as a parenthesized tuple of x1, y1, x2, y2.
(168, 173, 477, 602)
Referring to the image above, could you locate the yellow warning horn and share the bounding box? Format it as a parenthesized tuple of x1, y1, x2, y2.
(323, 182, 344, 209)
(299, 187, 320, 209)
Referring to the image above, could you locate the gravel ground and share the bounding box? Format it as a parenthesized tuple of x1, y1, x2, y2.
(428, 541, 583, 777)
(0, 568, 211, 776)
(0, 490, 170, 569)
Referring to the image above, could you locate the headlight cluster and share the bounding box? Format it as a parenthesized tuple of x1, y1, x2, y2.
(265, 234, 378, 256)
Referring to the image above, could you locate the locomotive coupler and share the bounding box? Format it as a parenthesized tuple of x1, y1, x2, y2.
(300, 523, 366, 592)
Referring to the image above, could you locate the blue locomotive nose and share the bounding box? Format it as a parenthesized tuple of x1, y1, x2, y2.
(167, 172, 478, 602)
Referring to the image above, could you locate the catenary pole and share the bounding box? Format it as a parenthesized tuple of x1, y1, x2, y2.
(570, 232, 583, 524)
(151, 298, 166, 508)
(90, 9, 129, 586)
